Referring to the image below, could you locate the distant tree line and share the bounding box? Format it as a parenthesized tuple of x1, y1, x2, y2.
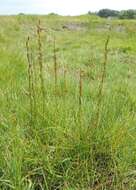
(88, 9, 136, 19)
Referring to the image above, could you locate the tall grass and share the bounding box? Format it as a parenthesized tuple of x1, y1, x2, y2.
(24, 23, 134, 189)
(1, 16, 136, 190)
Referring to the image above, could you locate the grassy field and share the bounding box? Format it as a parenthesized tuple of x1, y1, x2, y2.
(0, 14, 136, 189)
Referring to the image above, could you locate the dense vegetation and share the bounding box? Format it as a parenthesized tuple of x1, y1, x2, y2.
(0, 14, 136, 189)
(89, 9, 136, 19)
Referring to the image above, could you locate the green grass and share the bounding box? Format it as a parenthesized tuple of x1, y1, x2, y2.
(0, 14, 136, 189)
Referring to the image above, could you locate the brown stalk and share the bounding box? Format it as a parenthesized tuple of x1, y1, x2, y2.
(95, 35, 110, 128)
(78, 68, 84, 129)
(26, 36, 33, 123)
(79, 69, 83, 107)
(37, 20, 45, 115)
(30, 46, 37, 120)
(53, 35, 57, 94)
(63, 67, 67, 93)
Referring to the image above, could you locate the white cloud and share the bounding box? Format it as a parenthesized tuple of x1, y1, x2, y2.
(0, 0, 136, 15)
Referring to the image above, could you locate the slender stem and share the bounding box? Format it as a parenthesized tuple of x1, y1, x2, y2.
(26, 36, 33, 123)
(95, 35, 110, 128)
(53, 36, 57, 93)
(30, 47, 37, 121)
(64, 67, 67, 93)
(37, 20, 45, 115)
(79, 69, 83, 107)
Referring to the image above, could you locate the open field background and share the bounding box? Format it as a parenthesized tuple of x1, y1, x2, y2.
(0, 14, 136, 189)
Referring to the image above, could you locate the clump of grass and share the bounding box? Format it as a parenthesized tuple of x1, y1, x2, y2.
(1, 16, 136, 190)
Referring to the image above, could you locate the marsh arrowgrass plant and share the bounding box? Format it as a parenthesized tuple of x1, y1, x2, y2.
(53, 35, 58, 94)
(0, 15, 136, 190)
(95, 35, 110, 128)
(37, 20, 45, 116)
(26, 36, 34, 124)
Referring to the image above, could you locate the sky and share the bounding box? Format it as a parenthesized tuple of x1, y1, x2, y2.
(0, 0, 136, 15)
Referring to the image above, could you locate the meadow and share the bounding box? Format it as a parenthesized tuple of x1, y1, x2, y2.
(0, 14, 136, 189)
